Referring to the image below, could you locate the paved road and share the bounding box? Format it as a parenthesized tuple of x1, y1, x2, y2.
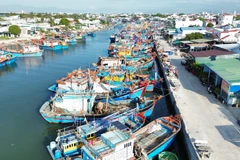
(158, 39, 240, 160)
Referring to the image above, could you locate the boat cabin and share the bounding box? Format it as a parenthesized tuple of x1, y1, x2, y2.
(82, 126, 135, 160)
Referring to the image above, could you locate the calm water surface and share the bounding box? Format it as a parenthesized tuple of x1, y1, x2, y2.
(0, 29, 120, 160)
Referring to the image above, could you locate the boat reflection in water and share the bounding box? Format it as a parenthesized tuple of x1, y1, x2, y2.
(0, 62, 18, 77)
(23, 57, 42, 69)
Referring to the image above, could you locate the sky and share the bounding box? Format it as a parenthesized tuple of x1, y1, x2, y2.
(0, 0, 240, 13)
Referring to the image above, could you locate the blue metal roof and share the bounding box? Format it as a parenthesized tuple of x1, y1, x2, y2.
(180, 27, 206, 31)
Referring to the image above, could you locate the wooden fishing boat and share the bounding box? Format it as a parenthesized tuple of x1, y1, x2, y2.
(39, 89, 159, 124)
(47, 109, 145, 160)
(66, 38, 77, 45)
(80, 115, 180, 160)
(5, 45, 43, 57)
(87, 32, 96, 37)
(133, 115, 182, 160)
(40, 41, 68, 50)
(76, 35, 86, 43)
(0, 54, 16, 67)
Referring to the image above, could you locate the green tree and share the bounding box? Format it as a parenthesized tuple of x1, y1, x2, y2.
(19, 13, 27, 19)
(29, 12, 35, 18)
(184, 32, 203, 40)
(198, 17, 206, 22)
(59, 17, 70, 26)
(8, 25, 21, 37)
(153, 13, 168, 18)
(235, 15, 240, 20)
(74, 17, 79, 24)
(100, 20, 107, 25)
(0, 16, 5, 21)
(207, 22, 214, 28)
(48, 18, 55, 27)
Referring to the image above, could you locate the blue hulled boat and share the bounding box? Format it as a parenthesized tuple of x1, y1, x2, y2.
(87, 32, 96, 37)
(39, 88, 157, 123)
(76, 36, 86, 43)
(40, 41, 68, 50)
(5, 45, 43, 57)
(133, 115, 182, 159)
(0, 54, 17, 67)
(10, 51, 43, 57)
(47, 109, 145, 160)
(80, 115, 181, 160)
(67, 38, 77, 45)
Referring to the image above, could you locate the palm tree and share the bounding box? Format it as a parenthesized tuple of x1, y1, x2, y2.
(48, 18, 55, 27)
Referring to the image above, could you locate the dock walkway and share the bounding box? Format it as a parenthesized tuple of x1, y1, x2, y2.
(158, 39, 240, 160)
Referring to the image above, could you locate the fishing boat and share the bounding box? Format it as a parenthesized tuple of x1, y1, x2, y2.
(133, 115, 182, 160)
(0, 54, 17, 67)
(80, 116, 180, 160)
(76, 36, 86, 43)
(47, 109, 145, 160)
(158, 151, 178, 160)
(5, 45, 43, 57)
(87, 32, 96, 37)
(40, 41, 68, 50)
(39, 89, 158, 123)
(66, 38, 77, 45)
(110, 35, 116, 43)
(81, 122, 136, 160)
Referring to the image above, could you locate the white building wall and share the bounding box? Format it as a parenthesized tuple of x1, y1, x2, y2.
(219, 14, 233, 26)
(175, 19, 203, 28)
(102, 140, 135, 160)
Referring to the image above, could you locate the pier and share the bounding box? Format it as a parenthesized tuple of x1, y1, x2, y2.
(157, 39, 240, 160)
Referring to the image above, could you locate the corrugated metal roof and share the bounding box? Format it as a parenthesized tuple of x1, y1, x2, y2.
(205, 58, 240, 84)
(191, 39, 214, 43)
(190, 49, 234, 58)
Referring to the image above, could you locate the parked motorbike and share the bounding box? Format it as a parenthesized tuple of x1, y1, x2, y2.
(207, 84, 215, 94)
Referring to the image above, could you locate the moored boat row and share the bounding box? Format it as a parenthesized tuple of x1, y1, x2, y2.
(43, 21, 182, 160)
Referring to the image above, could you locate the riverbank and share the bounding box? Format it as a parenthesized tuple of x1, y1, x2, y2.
(157, 38, 240, 160)
(0, 26, 113, 46)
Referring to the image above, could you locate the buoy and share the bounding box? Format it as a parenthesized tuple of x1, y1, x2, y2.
(50, 141, 56, 150)
(54, 149, 61, 159)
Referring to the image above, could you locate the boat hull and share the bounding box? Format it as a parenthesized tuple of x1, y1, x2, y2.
(140, 60, 154, 70)
(67, 41, 77, 45)
(40, 45, 64, 50)
(62, 45, 69, 49)
(48, 84, 57, 92)
(0, 57, 17, 67)
(147, 135, 176, 159)
(96, 86, 145, 102)
(40, 97, 154, 123)
(11, 51, 43, 57)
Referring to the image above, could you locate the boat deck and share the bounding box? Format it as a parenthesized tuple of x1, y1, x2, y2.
(137, 126, 169, 152)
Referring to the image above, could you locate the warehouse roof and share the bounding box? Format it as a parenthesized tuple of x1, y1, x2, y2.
(205, 58, 240, 84)
(190, 49, 234, 58)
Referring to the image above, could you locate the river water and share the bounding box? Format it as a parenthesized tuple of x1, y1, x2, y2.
(0, 29, 181, 160)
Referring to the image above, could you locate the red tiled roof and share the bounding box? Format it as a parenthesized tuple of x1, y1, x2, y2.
(221, 35, 230, 39)
(190, 49, 234, 58)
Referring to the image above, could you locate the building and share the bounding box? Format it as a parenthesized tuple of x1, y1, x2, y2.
(218, 14, 234, 26)
(189, 49, 237, 65)
(175, 17, 203, 28)
(0, 21, 11, 37)
(214, 43, 240, 53)
(207, 27, 240, 43)
(177, 27, 207, 37)
(204, 58, 240, 106)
